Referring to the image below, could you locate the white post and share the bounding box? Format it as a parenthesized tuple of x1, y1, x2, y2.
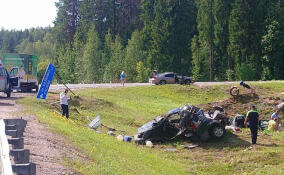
(0, 119, 13, 175)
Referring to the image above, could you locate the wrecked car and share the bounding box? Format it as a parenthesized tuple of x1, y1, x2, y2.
(135, 104, 228, 144)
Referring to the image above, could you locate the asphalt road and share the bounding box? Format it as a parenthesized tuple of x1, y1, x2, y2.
(49, 81, 284, 92)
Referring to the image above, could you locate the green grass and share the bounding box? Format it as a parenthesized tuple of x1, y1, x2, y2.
(18, 82, 284, 175)
(75, 85, 230, 134)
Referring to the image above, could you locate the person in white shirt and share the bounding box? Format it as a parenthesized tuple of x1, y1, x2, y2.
(60, 89, 69, 119)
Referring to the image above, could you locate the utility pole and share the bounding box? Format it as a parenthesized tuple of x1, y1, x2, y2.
(209, 0, 214, 81)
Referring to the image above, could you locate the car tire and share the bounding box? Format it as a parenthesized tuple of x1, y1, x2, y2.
(230, 86, 239, 96)
(184, 80, 191, 85)
(160, 80, 166, 85)
(209, 124, 225, 139)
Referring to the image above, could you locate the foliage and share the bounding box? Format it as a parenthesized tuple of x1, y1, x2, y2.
(1, 0, 284, 82)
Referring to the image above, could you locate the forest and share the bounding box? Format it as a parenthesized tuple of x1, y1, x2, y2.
(0, 0, 283, 83)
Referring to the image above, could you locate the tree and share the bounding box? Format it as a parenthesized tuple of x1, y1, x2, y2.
(103, 35, 125, 82)
(228, 0, 268, 80)
(213, 0, 233, 80)
(53, 0, 79, 44)
(124, 30, 148, 82)
(82, 24, 103, 83)
(145, 0, 196, 74)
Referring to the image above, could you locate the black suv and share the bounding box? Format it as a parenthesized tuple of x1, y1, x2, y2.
(135, 104, 228, 143)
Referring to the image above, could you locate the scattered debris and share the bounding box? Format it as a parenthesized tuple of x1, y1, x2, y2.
(88, 115, 101, 130)
(184, 144, 199, 149)
(107, 130, 115, 136)
(145, 141, 153, 147)
(123, 136, 132, 142)
(96, 130, 102, 134)
(117, 135, 124, 141)
(135, 104, 228, 144)
(165, 148, 177, 152)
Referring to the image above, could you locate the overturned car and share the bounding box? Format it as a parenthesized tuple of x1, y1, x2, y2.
(135, 104, 228, 144)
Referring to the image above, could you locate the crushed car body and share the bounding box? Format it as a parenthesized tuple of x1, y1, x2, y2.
(135, 104, 228, 144)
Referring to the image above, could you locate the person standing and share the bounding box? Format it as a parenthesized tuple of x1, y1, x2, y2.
(244, 105, 259, 145)
(60, 89, 69, 119)
(120, 71, 126, 87)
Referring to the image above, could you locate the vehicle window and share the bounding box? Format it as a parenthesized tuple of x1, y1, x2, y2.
(165, 74, 174, 78)
(10, 68, 19, 77)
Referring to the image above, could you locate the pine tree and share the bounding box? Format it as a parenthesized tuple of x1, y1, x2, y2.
(82, 24, 103, 83)
(124, 30, 148, 82)
(53, 0, 79, 44)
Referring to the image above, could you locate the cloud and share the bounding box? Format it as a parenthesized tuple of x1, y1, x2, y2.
(0, 0, 58, 30)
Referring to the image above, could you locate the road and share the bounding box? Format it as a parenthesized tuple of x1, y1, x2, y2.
(0, 93, 79, 174)
(49, 81, 284, 92)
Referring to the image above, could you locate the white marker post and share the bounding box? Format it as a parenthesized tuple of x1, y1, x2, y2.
(0, 119, 13, 175)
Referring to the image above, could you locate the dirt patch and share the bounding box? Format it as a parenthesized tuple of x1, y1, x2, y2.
(200, 91, 283, 119)
(0, 93, 83, 175)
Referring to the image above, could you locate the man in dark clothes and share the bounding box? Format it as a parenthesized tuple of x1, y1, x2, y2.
(244, 105, 259, 145)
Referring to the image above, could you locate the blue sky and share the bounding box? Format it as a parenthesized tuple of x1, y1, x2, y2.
(0, 0, 58, 30)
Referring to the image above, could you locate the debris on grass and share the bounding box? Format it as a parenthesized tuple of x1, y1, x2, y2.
(145, 141, 153, 147)
(184, 144, 199, 149)
(117, 135, 124, 141)
(88, 115, 101, 130)
(123, 136, 132, 142)
(165, 148, 178, 152)
(107, 130, 115, 136)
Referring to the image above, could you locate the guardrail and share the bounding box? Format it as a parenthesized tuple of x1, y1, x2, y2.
(0, 119, 36, 175)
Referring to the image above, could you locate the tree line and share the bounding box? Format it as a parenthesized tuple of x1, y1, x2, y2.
(0, 0, 283, 83)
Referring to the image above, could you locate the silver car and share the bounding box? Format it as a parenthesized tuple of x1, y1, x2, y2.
(0, 61, 11, 97)
(149, 72, 193, 85)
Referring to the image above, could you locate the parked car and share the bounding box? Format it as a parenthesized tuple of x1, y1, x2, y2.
(134, 104, 228, 144)
(0, 60, 11, 97)
(149, 72, 193, 85)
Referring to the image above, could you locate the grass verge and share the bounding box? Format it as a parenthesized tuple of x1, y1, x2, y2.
(18, 83, 284, 175)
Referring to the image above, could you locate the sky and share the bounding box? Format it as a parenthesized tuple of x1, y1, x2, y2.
(0, 0, 59, 30)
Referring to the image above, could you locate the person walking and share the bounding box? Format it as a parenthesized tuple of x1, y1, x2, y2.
(120, 71, 126, 87)
(60, 89, 70, 119)
(244, 105, 259, 145)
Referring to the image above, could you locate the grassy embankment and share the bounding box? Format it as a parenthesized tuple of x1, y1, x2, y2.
(19, 82, 284, 175)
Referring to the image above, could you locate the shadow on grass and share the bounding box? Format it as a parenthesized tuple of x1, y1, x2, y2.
(196, 132, 251, 150)
(233, 93, 259, 104)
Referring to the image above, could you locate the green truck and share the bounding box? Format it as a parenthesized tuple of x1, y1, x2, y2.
(0, 53, 38, 92)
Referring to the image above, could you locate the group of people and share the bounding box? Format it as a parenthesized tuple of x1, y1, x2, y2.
(244, 105, 282, 145)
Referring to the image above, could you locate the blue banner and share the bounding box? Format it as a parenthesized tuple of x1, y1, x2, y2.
(36, 63, 56, 99)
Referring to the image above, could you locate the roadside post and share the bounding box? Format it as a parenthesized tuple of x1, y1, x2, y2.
(36, 63, 56, 99)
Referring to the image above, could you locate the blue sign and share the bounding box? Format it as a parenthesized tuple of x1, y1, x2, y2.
(36, 63, 56, 99)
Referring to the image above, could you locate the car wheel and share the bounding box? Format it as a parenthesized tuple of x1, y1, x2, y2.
(160, 80, 166, 85)
(230, 86, 239, 96)
(184, 80, 191, 85)
(209, 124, 225, 139)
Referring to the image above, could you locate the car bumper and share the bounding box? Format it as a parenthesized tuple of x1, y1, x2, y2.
(149, 78, 159, 84)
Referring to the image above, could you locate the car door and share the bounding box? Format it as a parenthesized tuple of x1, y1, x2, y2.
(9, 67, 20, 88)
(164, 73, 175, 84)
